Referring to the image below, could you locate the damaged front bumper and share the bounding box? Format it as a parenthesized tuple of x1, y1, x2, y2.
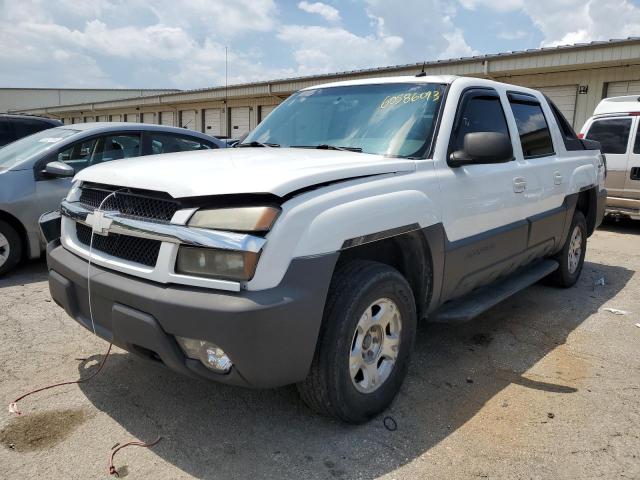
(46, 240, 337, 388)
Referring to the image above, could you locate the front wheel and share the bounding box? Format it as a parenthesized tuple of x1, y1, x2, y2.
(297, 261, 417, 423)
(548, 210, 587, 288)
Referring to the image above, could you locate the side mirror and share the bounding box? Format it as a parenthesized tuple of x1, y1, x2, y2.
(449, 132, 513, 168)
(44, 161, 74, 178)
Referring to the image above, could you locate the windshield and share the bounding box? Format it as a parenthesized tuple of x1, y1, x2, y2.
(242, 82, 446, 158)
(0, 127, 78, 170)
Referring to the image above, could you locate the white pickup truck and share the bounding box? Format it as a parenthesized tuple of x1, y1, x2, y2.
(44, 75, 606, 423)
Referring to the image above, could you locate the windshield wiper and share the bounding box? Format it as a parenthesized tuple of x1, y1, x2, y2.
(237, 141, 280, 148)
(292, 144, 362, 152)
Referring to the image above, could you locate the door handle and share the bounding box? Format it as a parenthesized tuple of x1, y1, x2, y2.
(513, 177, 527, 193)
(554, 171, 563, 185)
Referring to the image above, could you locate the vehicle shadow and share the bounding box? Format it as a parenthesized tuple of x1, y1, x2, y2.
(77, 260, 633, 480)
(598, 216, 640, 234)
(0, 259, 47, 288)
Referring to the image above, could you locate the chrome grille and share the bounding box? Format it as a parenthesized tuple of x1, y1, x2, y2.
(79, 184, 180, 222)
(76, 223, 161, 267)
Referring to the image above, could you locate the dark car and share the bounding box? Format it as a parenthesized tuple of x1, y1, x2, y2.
(0, 114, 63, 147)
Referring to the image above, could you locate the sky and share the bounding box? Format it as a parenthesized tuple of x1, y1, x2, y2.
(1, 0, 639, 90)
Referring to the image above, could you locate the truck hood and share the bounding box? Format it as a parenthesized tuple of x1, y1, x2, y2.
(75, 147, 416, 198)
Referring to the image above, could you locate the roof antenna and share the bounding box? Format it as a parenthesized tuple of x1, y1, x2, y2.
(225, 46, 228, 106)
(416, 61, 427, 77)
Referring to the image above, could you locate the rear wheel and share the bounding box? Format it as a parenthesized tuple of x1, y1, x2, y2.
(0, 220, 22, 276)
(297, 261, 417, 423)
(548, 210, 587, 288)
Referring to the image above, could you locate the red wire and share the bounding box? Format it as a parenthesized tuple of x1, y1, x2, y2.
(108, 437, 162, 477)
(8, 343, 113, 415)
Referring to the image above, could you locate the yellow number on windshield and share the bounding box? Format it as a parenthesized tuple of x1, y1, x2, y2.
(380, 90, 440, 109)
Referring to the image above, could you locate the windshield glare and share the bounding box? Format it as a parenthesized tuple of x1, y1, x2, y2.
(243, 83, 446, 158)
(0, 127, 78, 170)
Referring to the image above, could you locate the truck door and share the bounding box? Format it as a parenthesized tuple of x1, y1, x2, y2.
(505, 93, 568, 253)
(624, 117, 640, 199)
(436, 87, 527, 301)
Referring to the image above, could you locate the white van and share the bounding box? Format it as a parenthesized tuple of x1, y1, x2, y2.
(580, 96, 640, 219)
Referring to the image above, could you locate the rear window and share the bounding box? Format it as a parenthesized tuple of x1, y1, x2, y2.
(586, 118, 632, 154)
(0, 118, 14, 147)
(12, 118, 53, 139)
(148, 133, 216, 154)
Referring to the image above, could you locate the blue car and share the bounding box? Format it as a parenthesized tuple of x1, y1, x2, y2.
(0, 122, 225, 275)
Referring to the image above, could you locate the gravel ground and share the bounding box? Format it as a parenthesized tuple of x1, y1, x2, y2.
(1, 219, 639, 479)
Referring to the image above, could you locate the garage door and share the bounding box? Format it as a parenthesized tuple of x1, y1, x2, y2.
(230, 107, 250, 137)
(180, 110, 197, 129)
(538, 85, 578, 125)
(141, 112, 156, 124)
(97, 115, 109, 122)
(125, 114, 138, 122)
(160, 111, 174, 126)
(260, 105, 277, 123)
(110, 114, 122, 122)
(203, 108, 223, 136)
(607, 80, 640, 97)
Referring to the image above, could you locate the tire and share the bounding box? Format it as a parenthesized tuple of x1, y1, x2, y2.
(0, 219, 22, 276)
(547, 210, 587, 288)
(297, 260, 417, 423)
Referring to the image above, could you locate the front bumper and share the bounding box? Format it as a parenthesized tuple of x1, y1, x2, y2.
(47, 241, 337, 388)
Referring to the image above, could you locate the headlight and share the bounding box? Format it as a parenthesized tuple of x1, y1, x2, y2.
(188, 206, 280, 232)
(175, 246, 260, 281)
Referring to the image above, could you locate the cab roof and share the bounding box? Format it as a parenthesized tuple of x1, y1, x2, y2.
(300, 75, 460, 90)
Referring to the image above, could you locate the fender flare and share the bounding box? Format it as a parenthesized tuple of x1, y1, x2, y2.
(292, 189, 440, 257)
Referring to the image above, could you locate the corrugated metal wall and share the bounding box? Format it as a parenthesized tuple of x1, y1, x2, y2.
(55, 54, 640, 132)
(497, 64, 640, 129)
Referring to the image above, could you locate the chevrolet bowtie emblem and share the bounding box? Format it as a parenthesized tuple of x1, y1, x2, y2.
(85, 210, 114, 236)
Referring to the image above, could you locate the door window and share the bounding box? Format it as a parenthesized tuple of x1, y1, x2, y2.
(57, 138, 99, 172)
(586, 118, 632, 154)
(449, 91, 510, 155)
(92, 134, 141, 163)
(147, 133, 216, 154)
(634, 122, 640, 154)
(509, 101, 554, 158)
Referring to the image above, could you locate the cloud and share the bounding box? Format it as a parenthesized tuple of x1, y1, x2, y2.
(0, 0, 481, 90)
(0, 0, 282, 88)
(458, 0, 640, 47)
(297, 1, 341, 22)
(440, 28, 478, 58)
(276, 0, 478, 77)
(277, 25, 402, 75)
(364, 0, 478, 61)
(458, 0, 524, 13)
(497, 29, 528, 40)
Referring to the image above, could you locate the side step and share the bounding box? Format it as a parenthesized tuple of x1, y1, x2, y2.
(431, 259, 559, 324)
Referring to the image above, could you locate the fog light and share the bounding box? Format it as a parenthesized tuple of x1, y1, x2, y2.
(176, 336, 232, 373)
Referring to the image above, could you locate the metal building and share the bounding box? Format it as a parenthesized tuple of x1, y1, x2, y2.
(0, 88, 179, 114)
(11, 37, 640, 133)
